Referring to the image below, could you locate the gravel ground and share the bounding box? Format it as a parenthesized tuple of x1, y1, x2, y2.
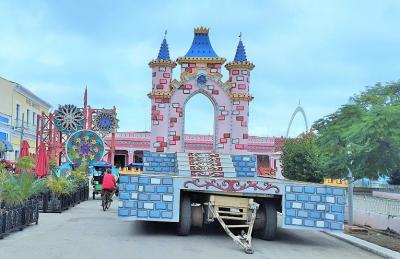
(349, 228, 400, 253)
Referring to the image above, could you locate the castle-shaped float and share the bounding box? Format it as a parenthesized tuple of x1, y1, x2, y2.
(117, 29, 345, 245)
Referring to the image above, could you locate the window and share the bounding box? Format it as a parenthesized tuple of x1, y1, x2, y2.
(0, 115, 9, 124)
(32, 112, 36, 125)
(27, 109, 30, 125)
(0, 132, 7, 141)
(16, 104, 20, 127)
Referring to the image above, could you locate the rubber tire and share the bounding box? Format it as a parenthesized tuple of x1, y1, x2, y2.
(177, 195, 191, 236)
(259, 201, 277, 240)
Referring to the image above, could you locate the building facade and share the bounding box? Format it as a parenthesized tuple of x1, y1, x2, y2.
(0, 76, 51, 160)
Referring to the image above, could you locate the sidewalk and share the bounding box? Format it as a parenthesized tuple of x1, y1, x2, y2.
(325, 232, 400, 259)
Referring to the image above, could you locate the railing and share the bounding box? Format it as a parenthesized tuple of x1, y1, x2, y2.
(375, 185, 400, 194)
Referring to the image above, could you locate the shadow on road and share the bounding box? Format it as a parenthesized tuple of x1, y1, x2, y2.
(129, 220, 327, 247)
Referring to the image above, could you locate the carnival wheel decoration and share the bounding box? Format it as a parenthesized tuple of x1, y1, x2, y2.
(54, 104, 84, 134)
(65, 130, 105, 167)
(93, 109, 118, 134)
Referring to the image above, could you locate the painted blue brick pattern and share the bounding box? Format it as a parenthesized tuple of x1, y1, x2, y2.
(231, 155, 257, 177)
(118, 174, 174, 220)
(143, 152, 177, 174)
(284, 185, 345, 231)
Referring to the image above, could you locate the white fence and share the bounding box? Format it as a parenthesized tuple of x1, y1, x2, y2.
(346, 195, 400, 234)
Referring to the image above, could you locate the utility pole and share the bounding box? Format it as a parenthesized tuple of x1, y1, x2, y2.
(347, 167, 354, 225)
(18, 113, 27, 158)
(346, 144, 354, 226)
(19, 113, 25, 146)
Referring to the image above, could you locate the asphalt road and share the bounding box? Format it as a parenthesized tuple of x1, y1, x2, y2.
(0, 199, 382, 259)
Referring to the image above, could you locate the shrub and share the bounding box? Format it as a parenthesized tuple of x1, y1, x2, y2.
(16, 156, 36, 174)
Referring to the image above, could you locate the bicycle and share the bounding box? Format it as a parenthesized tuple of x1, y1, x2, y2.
(102, 190, 112, 211)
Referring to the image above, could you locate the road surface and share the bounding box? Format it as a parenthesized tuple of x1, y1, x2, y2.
(0, 199, 382, 259)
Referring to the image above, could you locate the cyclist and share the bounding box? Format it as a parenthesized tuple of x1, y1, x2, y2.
(101, 168, 116, 201)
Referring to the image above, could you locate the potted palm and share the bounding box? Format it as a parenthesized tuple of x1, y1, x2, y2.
(46, 175, 76, 212)
(0, 171, 45, 238)
(68, 170, 89, 203)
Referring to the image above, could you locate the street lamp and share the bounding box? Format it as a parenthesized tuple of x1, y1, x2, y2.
(346, 144, 354, 226)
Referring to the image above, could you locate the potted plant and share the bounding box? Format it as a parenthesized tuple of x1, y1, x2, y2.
(46, 175, 76, 212)
(0, 171, 45, 238)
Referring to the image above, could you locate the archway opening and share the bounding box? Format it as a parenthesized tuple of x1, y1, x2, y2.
(183, 93, 215, 151)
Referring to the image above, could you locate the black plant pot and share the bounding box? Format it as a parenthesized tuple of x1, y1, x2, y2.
(0, 210, 5, 239)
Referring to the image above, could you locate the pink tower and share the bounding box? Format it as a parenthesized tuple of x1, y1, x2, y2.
(148, 34, 177, 152)
(225, 35, 254, 154)
(148, 28, 254, 155)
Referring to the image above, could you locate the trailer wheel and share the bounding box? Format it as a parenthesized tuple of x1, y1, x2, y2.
(177, 195, 191, 236)
(259, 201, 277, 240)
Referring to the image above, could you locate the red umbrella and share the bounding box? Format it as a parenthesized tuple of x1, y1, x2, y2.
(35, 143, 48, 177)
(20, 140, 30, 157)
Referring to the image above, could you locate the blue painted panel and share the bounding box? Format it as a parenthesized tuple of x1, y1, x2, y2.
(150, 194, 161, 201)
(138, 194, 148, 201)
(292, 186, 303, 193)
(137, 210, 148, 218)
(161, 211, 173, 218)
(118, 209, 129, 216)
(162, 178, 173, 185)
(126, 184, 137, 191)
(119, 192, 129, 200)
(304, 187, 315, 194)
(286, 209, 296, 217)
(284, 184, 346, 232)
(149, 210, 161, 218)
(155, 202, 167, 210)
(156, 186, 168, 193)
(144, 185, 155, 193)
(120, 176, 129, 183)
(139, 177, 150, 184)
(333, 188, 345, 196)
(286, 193, 296, 201)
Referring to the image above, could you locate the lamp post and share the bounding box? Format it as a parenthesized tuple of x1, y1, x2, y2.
(346, 145, 354, 226)
(347, 166, 354, 226)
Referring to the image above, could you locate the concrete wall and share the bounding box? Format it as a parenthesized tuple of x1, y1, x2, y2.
(352, 210, 400, 234)
(345, 195, 400, 234)
(373, 191, 400, 201)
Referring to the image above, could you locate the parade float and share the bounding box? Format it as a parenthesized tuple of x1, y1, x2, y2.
(117, 27, 346, 253)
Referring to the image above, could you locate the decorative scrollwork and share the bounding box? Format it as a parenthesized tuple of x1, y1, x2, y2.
(183, 178, 280, 193)
(54, 104, 84, 134)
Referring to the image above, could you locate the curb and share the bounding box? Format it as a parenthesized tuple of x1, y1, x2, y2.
(324, 231, 400, 259)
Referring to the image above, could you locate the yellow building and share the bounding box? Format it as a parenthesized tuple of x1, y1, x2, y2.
(0, 76, 51, 161)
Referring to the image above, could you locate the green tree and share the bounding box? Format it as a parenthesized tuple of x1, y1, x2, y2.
(281, 133, 323, 183)
(389, 169, 400, 185)
(313, 81, 400, 180)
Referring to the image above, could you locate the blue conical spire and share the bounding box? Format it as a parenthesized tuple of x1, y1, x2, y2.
(234, 39, 247, 62)
(184, 27, 219, 58)
(157, 37, 171, 60)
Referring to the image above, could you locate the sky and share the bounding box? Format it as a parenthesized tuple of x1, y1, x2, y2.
(0, 0, 399, 138)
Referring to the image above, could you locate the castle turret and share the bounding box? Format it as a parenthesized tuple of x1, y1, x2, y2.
(148, 33, 177, 152)
(225, 35, 254, 154)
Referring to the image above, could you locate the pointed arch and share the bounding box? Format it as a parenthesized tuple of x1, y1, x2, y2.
(286, 106, 309, 137)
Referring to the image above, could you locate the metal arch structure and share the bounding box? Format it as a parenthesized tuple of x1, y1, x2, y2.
(286, 105, 309, 138)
